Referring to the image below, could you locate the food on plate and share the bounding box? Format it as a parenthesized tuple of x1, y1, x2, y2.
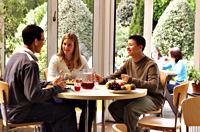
(106, 80, 121, 90)
(59, 70, 63, 73)
(46, 85, 53, 88)
(106, 80, 136, 90)
(66, 72, 71, 76)
(66, 79, 75, 83)
(125, 85, 131, 90)
(119, 81, 125, 86)
(130, 83, 136, 90)
(121, 85, 126, 90)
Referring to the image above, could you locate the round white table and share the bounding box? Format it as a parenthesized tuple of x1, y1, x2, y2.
(55, 84, 147, 132)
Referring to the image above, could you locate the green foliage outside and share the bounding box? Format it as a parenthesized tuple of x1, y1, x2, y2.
(153, 0, 173, 30)
(24, 0, 46, 13)
(82, 0, 93, 14)
(116, 0, 122, 8)
(116, 0, 134, 27)
(115, 0, 135, 68)
(115, 24, 129, 51)
(128, 0, 194, 35)
(58, 0, 93, 60)
(128, 0, 144, 36)
(115, 24, 130, 68)
(9, 2, 48, 77)
(0, 0, 27, 52)
(187, 0, 196, 12)
(0, 0, 46, 56)
(152, 0, 195, 60)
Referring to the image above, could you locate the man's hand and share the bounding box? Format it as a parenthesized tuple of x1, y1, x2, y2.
(94, 74, 104, 83)
(53, 76, 66, 90)
(121, 74, 129, 83)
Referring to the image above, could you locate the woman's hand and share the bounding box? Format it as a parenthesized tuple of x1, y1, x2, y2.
(121, 74, 129, 83)
(94, 74, 104, 83)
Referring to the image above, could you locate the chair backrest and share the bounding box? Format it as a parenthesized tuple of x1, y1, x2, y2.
(173, 82, 189, 107)
(112, 124, 127, 132)
(159, 70, 168, 95)
(0, 81, 9, 103)
(182, 96, 200, 127)
(44, 68, 48, 81)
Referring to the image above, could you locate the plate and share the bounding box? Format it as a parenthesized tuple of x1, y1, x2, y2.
(66, 79, 75, 85)
(112, 90, 131, 94)
(66, 82, 74, 85)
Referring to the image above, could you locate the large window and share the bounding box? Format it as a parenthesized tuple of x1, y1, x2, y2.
(58, 0, 94, 68)
(1, 0, 47, 79)
(114, 0, 139, 71)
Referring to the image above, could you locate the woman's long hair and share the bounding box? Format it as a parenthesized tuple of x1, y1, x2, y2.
(57, 33, 82, 68)
(169, 47, 182, 63)
(151, 45, 162, 60)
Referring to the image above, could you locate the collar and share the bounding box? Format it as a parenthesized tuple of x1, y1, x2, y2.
(22, 48, 38, 61)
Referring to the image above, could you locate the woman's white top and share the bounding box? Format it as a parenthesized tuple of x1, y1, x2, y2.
(156, 57, 168, 70)
(47, 54, 89, 81)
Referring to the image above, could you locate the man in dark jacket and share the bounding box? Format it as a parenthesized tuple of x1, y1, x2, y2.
(2, 24, 77, 132)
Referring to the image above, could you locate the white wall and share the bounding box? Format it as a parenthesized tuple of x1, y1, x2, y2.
(194, 0, 200, 70)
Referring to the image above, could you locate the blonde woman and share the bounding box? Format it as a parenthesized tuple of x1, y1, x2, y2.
(48, 33, 89, 81)
(48, 33, 94, 132)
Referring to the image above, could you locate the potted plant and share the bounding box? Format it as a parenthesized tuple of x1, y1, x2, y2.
(187, 65, 200, 93)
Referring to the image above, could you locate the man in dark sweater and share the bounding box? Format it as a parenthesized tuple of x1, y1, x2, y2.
(94, 35, 164, 132)
(2, 24, 77, 132)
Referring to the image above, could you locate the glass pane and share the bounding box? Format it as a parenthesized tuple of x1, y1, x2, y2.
(114, 0, 135, 71)
(3, 0, 47, 79)
(58, 0, 93, 68)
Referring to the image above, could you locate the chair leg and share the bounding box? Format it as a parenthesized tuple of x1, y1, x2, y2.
(34, 126, 37, 132)
(186, 126, 188, 132)
(1, 124, 4, 132)
(40, 124, 43, 132)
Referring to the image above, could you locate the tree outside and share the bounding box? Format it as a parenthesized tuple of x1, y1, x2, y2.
(152, 0, 195, 60)
(128, 0, 144, 37)
(58, 0, 93, 61)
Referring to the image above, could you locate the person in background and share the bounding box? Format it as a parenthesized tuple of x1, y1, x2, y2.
(94, 35, 164, 132)
(47, 33, 95, 132)
(151, 45, 168, 70)
(2, 24, 77, 132)
(163, 47, 187, 93)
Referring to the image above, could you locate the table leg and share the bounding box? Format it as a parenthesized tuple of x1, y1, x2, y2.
(102, 100, 105, 132)
(93, 101, 97, 132)
(85, 100, 89, 132)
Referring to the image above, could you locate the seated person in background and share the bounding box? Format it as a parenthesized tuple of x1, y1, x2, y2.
(94, 35, 164, 132)
(47, 33, 95, 132)
(151, 45, 168, 70)
(2, 24, 77, 132)
(163, 47, 187, 93)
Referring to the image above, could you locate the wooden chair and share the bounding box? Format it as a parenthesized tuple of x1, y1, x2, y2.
(44, 68, 48, 81)
(0, 81, 44, 132)
(112, 123, 127, 132)
(138, 82, 189, 132)
(144, 70, 168, 117)
(182, 96, 200, 132)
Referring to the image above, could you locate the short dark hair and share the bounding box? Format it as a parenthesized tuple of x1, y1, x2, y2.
(128, 35, 146, 51)
(169, 47, 182, 63)
(22, 24, 44, 46)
